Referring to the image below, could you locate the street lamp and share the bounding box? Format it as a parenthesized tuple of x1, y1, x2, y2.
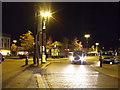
(84, 34, 90, 51)
(40, 11, 51, 63)
(95, 43, 99, 53)
(13, 40, 17, 44)
(41, 11, 51, 18)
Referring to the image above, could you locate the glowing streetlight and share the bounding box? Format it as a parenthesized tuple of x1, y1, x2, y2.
(40, 11, 52, 63)
(84, 34, 90, 51)
(95, 43, 99, 53)
(33, 4, 52, 65)
(84, 34, 90, 39)
(95, 43, 99, 46)
(13, 40, 17, 43)
(40, 11, 51, 18)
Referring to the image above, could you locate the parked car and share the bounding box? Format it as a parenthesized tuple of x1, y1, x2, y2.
(0, 53, 4, 63)
(69, 51, 86, 64)
(114, 52, 120, 64)
(17, 51, 28, 59)
(100, 52, 115, 64)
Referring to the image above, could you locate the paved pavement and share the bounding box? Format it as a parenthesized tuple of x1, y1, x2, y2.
(91, 64, 120, 79)
(86, 56, 120, 79)
(2, 57, 50, 88)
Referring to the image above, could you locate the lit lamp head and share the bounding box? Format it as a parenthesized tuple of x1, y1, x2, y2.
(40, 11, 51, 18)
(84, 34, 90, 39)
(13, 40, 17, 43)
(40, 11, 52, 30)
(95, 43, 99, 46)
(54, 44, 56, 48)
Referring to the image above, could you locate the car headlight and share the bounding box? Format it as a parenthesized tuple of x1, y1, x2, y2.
(80, 56, 85, 61)
(69, 56, 74, 61)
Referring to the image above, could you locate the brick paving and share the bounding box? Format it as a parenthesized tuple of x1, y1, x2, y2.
(43, 63, 118, 88)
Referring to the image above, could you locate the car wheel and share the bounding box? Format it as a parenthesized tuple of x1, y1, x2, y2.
(112, 60, 114, 64)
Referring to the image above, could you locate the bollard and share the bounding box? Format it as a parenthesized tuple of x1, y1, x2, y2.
(42, 54, 46, 63)
(99, 55, 102, 67)
(100, 60, 102, 67)
(25, 56, 28, 65)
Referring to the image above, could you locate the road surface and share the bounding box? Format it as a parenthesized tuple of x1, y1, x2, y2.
(2, 56, 119, 89)
(42, 58, 119, 88)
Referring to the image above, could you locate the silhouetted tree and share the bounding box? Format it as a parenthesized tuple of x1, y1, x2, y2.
(19, 30, 34, 52)
(46, 36, 53, 49)
(72, 37, 83, 51)
(11, 44, 17, 56)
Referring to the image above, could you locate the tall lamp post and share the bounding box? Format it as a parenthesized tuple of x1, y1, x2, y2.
(40, 11, 51, 63)
(95, 43, 99, 53)
(84, 34, 90, 52)
(12, 40, 17, 56)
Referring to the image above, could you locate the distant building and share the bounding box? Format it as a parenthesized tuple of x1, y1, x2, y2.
(0, 33, 11, 56)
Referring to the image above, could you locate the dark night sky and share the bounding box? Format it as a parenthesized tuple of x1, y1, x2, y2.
(2, 2, 119, 49)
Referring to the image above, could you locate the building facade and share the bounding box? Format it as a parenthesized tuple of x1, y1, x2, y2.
(0, 33, 11, 55)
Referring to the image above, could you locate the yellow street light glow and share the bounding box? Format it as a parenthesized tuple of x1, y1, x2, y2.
(13, 40, 17, 43)
(95, 43, 99, 46)
(84, 34, 90, 38)
(46, 12, 51, 17)
(41, 11, 51, 18)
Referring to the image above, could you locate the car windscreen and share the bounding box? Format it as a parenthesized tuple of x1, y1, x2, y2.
(102, 52, 114, 56)
(73, 51, 86, 56)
